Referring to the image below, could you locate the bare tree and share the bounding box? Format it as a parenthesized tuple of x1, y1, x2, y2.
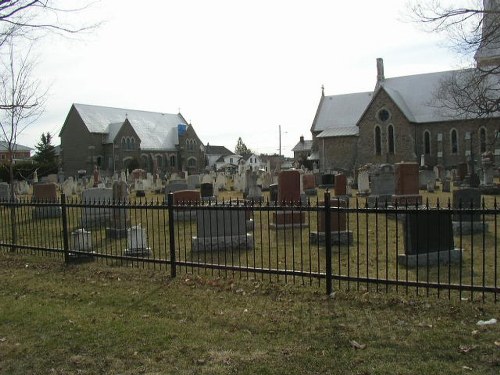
(0, 0, 99, 47)
(408, 0, 500, 117)
(0, 37, 46, 195)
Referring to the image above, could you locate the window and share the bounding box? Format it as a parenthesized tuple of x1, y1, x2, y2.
(424, 130, 431, 155)
(388, 125, 395, 154)
(374, 126, 381, 155)
(451, 129, 458, 154)
(187, 157, 196, 167)
(377, 108, 390, 123)
(121, 137, 126, 149)
(130, 138, 135, 150)
(156, 155, 163, 168)
(126, 138, 131, 150)
(479, 127, 487, 153)
(170, 155, 176, 167)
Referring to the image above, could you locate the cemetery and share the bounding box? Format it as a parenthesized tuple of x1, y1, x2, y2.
(0, 164, 499, 299)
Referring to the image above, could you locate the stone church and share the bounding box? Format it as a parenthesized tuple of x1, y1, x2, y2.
(302, 0, 500, 177)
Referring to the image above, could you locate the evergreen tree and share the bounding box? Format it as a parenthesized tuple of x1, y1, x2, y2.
(234, 137, 252, 156)
(33, 132, 57, 166)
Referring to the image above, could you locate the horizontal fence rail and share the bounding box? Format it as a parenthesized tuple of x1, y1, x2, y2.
(0, 192, 499, 302)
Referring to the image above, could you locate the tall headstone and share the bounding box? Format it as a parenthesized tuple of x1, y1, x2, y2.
(392, 162, 422, 206)
(367, 164, 394, 207)
(245, 171, 263, 202)
(310, 197, 352, 245)
(80, 187, 113, 228)
(32, 183, 61, 218)
(0, 182, 10, 202)
(200, 182, 215, 201)
(106, 181, 129, 238)
(302, 174, 317, 196)
(356, 166, 371, 196)
(272, 170, 306, 227)
(172, 190, 201, 221)
(334, 174, 347, 196)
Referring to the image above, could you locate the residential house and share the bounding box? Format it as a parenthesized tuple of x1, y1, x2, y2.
(0, 141, 32, 165)
(205, 144, 232, 171)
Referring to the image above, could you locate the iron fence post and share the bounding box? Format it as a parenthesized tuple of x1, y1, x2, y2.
(167, 192, 176, 278)
(61, 193, 70, 264)
(324, 190, 332, 295)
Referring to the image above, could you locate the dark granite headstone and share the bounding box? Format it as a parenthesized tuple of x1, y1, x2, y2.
(200, 182, 214, 199)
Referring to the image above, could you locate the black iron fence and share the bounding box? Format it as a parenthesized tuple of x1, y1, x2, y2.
(0, 192, 499, 302)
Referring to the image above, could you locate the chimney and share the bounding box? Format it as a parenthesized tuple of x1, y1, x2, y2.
(376, 58, 385, 84)
(300, 135, 304, 143)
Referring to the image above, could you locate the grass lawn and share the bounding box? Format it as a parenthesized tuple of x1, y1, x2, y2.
(0, 252, 499, 375)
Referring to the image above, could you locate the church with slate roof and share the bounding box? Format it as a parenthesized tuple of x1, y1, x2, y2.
(59, 103, 206, 178)
(301, 0, 500, 177)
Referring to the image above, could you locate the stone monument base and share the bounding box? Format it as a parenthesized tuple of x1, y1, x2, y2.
(106, 227, 128, 239)
(191, 234, 254, 252)
(271, 211, 307, 228)
(33, 206, 62, 219)
(398, 248, 462, 267)
(124, 247, 151, 257)
(452, 221, 489, 235)
(367, 194, 393, 208)
(309, 231, 353, 246)
(392, 194, 422, 206)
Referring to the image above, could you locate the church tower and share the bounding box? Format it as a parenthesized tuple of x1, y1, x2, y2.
(475, 0, 500, 67)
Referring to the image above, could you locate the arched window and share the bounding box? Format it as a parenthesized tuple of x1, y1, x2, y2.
(156, 155, 163, 168)
(126, 138, 131, 150)
(374, 126, 381, 155)
(187, 157, 197, 167)
(424, 130, 431, 155)
(170, 155, 176, 167)
(121, 137, 126, 149)
(451, 129, 458, 154)
(388, 124, 395, 154)
(479, 127, 487, 153)
(130, 138, 135, 150)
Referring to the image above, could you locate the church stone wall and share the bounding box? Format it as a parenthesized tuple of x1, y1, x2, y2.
(320, 136, 358, 173)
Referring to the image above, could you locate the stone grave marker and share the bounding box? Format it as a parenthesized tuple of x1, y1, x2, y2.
(398, 210, 461, 267)
(303, 174, 317, 196)
(272, 170, 306, 227)
(106, 181, 129, 238)
(172, 189, 201, 221)
(367, 164, 394, 207)
(419, 168, 436, 190)
(310, 197, 352, 245)
(187, 174, 201, 190)
(245, 171, 263, 202)
(32, 183, 61, 218)
(357, 166, 371, 196)
(452, 188, 487, 234)
(334, 174, 347, 196)
(0, 182, 10, 201)
(164, 181, 188, 195)
(80, 187, 113, 228)
(393, 162, 422, 206)
(321, 174, 335, 188)
(192, 205, 253, 251)
(124, 225, 151, 256)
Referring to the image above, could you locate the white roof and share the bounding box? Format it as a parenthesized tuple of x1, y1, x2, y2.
(317, 126, 359, 138)
(312, 92, 373, 133)
(73, 103, 186, 151)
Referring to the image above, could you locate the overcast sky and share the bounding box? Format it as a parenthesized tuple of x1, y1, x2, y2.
(18, 0, 472, 156)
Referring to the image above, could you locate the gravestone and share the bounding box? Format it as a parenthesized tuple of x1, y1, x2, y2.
(200, 182, 215, 201)
(481, 151, 495, 186)
(367, 164, 394, 207)
(0, 182, 10, 202)
(303, 174, 317, 196)
(80, 187, 113, 228)
(321, 174, 335, 188)
(419, 168, 435, 190)
(334, 174, 347, 196)
(187, 174, 201, 190)
(172, 189, 201, 221)
(32, 183, 61, 218)
(392, 162, 422, 206)
(245, 171, 263, 202)
(272, 170, 306, 228)
(398, 210, 461, 267)
(164, 181, 188, 196)
(124, 225, 151, 256)
(310, 198, 353, 245)
(452, 188, 487, 234)
(357, 166, 371, 196)
(106, 181, 130, 238)
(191, 205, 253, 251)
(62, 177, 75, 197)
(442, 178, 451, 193)
(457, 162, 468, 183)
(269, 183, 278, 203)
(69, 228, 94, 261)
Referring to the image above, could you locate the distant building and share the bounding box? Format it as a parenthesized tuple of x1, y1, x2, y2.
(59, 103, 206, 177)
(308, 0, 500, 175)
(291, 135, 314, 168)
(205, 144, 232, 171)
(0, 141, 32, 165)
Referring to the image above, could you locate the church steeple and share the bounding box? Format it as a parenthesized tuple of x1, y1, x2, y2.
(475, 0, 500, 67)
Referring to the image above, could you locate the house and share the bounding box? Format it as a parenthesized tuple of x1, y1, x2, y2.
(215, 153, 241, 174)
(59, 103, 206, 177)
(291, 136, 314, 168)
(309, 1, 500, 176)
(205, 144, 232, 171)
(238, 153, 266, 173)
(0, 141, 32, 165)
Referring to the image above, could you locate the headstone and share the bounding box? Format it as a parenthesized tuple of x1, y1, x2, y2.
(192, 205, 253, 251)
(303, 174, 317, 196)
(134, 179, 145, 197)
(164, 181, 188, 196)
(321, 174, 335, 188)
(367, 164, 394, 207)
(442, 178, 451, 193)
(272, 170, 306, 227)
(0, 182, 10, 202)
(245, 171, 263, 202)
(310, 198, 352, 245)
(200, 182, 215, 201)
(357, 166, 371, 196)
(334, 174, 347, 196)
(452, 188, 487, 234)
(392, 162, 422, 206)
(457, 162, 468, 182)
(93, 166, 100, 187)
(106, 181, 129, 238)
(32, 183, 61, 218)
(172, 190, 201, 221)
(398, 210, 461, 267)
(187, 174, 201, 190)
(269, 183, 278, 203)
(124, 225, 151, 256)
(419, 168, 435, 190)
(481, 151, 495, 186)
(80, 187, 113, 228)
